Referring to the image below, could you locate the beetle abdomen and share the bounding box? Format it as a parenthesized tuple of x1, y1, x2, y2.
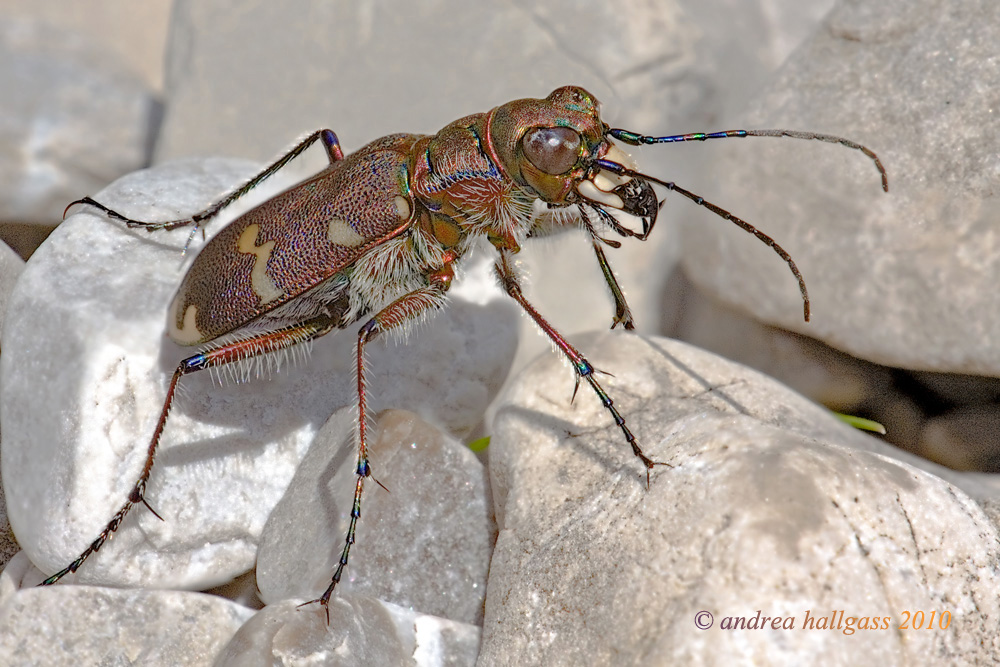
(168, 135, 423, 346)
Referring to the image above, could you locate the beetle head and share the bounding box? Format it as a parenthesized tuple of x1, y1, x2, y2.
(488, 85, 659, 240)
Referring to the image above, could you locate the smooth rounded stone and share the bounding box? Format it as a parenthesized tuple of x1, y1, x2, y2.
(0, 551, 40, 608)
(0, 584, 254, 666)
(0, 240, 25, 328)
(257, 408, 495, 626)
(0, 158, 517, 590)
(0, 18, 157, 223)
(156, 0, 833, 385)
(920, 406, 1000, 473)
(482, 333, 1000, 665)
(216, 596, 481, 667)
(681, 0, 1000, 376)
(0, 242, 27, 576)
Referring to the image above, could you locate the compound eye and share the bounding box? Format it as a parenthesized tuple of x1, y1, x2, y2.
(522, 127, 581, 175)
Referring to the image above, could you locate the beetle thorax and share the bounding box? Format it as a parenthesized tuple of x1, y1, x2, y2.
(409, 118, 537, 254)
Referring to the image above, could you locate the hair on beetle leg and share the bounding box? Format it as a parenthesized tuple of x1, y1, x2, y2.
(203, 334, 315, 387)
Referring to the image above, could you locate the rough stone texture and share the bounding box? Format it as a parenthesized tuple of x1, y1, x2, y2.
(481, 333, 1000, 665)
(257, 408, 495, 626)
(215, 597, 481, 667)
(0, 580, 254, 666)
(680, 0, 1000, 376)
(0, 18, 158, 223)
(0, 159, 517, 590)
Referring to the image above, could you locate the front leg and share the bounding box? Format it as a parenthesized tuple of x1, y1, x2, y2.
(494, 249, 663, 484)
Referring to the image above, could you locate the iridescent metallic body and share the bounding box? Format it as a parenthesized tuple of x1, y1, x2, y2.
(49, 86, 888, 622)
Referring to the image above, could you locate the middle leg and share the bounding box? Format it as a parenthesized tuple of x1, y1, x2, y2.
(302, 279, 451, 622)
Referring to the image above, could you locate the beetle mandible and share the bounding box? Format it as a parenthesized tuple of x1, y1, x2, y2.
(48, 85, 888, 621)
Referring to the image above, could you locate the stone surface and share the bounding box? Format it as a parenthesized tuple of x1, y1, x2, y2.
(0, 583, 254, 666)
(482, 333, 1000, 665)
(0, 158, 517, 589)
(0, 18, 158, 223)
(257, 408, 495, 626)
(215, 596, 481, 667)
(680, 0, 1000, 376)
(6, 1, 997, 662)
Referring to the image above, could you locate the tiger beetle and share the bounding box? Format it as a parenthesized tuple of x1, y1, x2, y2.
(50, 85, 888, 622)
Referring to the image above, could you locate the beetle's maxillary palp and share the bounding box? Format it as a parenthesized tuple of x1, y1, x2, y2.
(578, 206, 635, 330)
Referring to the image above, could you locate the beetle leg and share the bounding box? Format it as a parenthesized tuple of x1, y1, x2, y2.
(64, 129, 345, 233)
(577, 207, 635, 330)
(590, 240, 635, 330)
(302, 280, 451, 624)
(494, 249, 665, 486)
(39, 316, 338, 587)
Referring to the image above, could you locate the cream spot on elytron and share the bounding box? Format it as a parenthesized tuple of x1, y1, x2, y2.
(327, 217, 367, 247)
(394, 195, 412, 220)
(169, 303, 203, 345)
(237, 223, 284, 305)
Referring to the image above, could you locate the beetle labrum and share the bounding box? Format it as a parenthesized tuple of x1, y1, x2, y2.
(48, 85, 887, 620)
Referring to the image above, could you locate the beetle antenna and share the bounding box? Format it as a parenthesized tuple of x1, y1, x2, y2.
(608, 128, 888, 193)
(595, 159, 811, 322)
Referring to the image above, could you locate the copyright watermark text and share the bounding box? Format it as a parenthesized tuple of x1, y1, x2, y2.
(693, 609, 951, 635)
